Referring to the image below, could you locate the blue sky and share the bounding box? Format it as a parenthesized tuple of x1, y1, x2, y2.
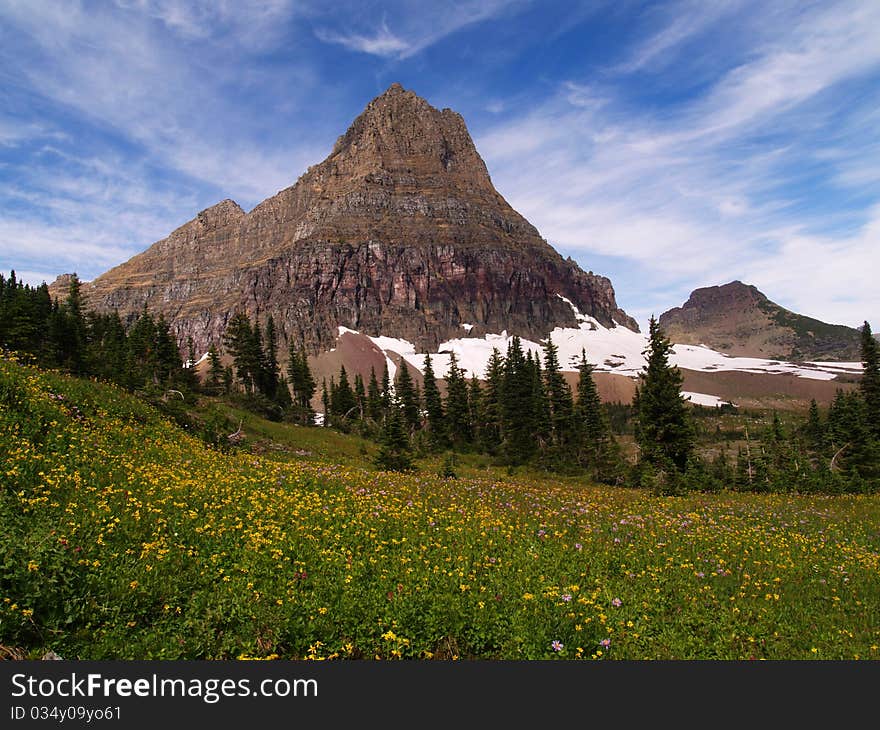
(1, 0, 878, 331)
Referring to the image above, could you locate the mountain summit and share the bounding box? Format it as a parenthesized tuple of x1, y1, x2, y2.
(659, 281, 862, 361)
(79, 84, 637, 353)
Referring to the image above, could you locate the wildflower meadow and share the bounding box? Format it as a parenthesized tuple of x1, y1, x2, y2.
(2, 356, 878, 659)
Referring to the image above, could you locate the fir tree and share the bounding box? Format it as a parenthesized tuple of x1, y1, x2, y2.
(860, 321, 880, 438)
(502, 336, 536, 464)
(287, 346, 316, 425)
(479, 348, 505, 453)
(380, 363, 392, 413)
(155, 314, 181, 382)
(543, 338, 574, 449)
(354, 372, 366, 420)
(374, 398, 415, 472)
(206, 345, 224, 394)
(395, 362, 420, 432)
(320, 379, 330, 427)
(468, 376, 483, 441)
(421, 354, 447, 449)
(444, 352, 472, 448)
(263, 316, 281, 400)
(635, 317, 694, 472)
(574, 349, 616, 481)
(527, 351, 550, 449)
(224, 312, 257, 392)
(333, 366, 358, 422)
(805, 399, 824, 451)
(366, 367, 383, 424)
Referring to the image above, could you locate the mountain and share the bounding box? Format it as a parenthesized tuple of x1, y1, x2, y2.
(658, 281, 862, 361)
(73, 83, 636, 353)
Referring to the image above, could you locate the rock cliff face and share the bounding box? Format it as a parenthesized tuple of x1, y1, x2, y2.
(77, 83, 637, 353)
(659, 281, 862, 361)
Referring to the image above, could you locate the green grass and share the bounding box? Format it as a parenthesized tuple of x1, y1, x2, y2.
(2, 357, 879, 659)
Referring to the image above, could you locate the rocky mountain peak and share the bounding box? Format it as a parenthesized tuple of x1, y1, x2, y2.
(326, 83, 494, 196)
(79, 85, 637, 355)
(660, 281, 862, 361)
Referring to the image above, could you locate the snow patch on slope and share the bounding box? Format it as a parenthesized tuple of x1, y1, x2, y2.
(682, 392, 735, 408)
(336, 295, 861, 386)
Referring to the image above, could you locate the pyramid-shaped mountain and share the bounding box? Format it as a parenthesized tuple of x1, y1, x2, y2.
(81, 83, 637, 353)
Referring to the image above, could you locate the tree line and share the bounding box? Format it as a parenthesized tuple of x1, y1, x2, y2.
(3, 269, 877, 493)
(0, 271, 193, 391)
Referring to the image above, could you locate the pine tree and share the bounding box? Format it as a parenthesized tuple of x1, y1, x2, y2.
(155, 314, 181, 382)
(380, 363, 392, 413)
(206, 345, 224, 394)
(543, 338, 574, 449)
(333, 366, 357, 422)
(527, 351, 550, 449)
(395, 362, 420, 432)
(444, 352, 472, 448)
(421, 354, 446, 449)
(224, 312, 257, 392)
(635, 317, 694, 472)
(320, 379, 330, 427)
(374, 398, 415, 472)
(287, 345, 316, 425)
(468, 376, 483, 442)
(263, 316, 281, 401)
(805, 399, 824, 451)
(366, 367, 383, 424)
(575, 349, 615, 480)
(354, 372, 366, 420)
(479, 348, 505, 453)
(860, 321, 880, 438)
(502, 336, 536, 464)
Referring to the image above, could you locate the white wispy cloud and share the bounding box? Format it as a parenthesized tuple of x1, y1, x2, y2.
(315, 20, 410, 58)
(313, 0, 525, 59)
(0, 0, 327, 280)
(614, 0, 748, 74)
(477, 1, 880, 329)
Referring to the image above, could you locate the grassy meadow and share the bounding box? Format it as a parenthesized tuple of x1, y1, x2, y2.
(1, 355, 878, 660)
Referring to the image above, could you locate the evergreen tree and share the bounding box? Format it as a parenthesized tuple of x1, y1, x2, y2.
(527, 351, 550, 449)
(374, 397, 415, 472)
(366, 367, 383, 424)
(380, 363, 392, 413)
(860, 321, 880, 438)
(155, 314, 181, 382)
(320, 379, 330, 427)
(805, 399, 824, 451)
(574, 349, 616, 481)
(468, 376, 483, 442)
(125, 309, 159, 389)
(56, 274, 87, 374)
(421, 354, 446, 449)
(287, 346, 316, 425)
(634, 317, 694, 472)
(205, 345, 224, 394)
(479, 348, 505, 453)
(395, 362, 420, 432)
(444, 352, 472, 448)
(543, 338, 574, 449)
(354, 372, 366, 420)
(263, 316, 281, 400)
(333, 366, 358, 422)
(501, 337, 536, 464)
(224, 312, 257, 392)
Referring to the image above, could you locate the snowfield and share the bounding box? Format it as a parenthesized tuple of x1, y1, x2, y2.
(332, 296, 861, 403)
